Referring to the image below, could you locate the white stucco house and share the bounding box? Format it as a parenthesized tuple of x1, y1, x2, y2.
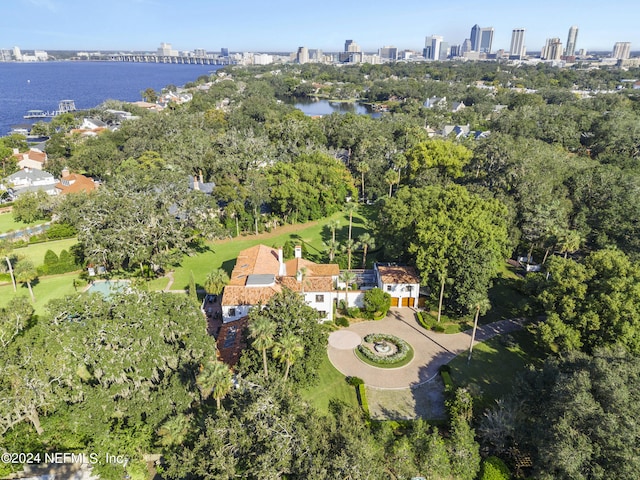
(375, 264, 421, 308)
(221, 244, 340, 323)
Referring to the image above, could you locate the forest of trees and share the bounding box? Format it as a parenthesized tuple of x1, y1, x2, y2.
(1, 60, 640, 479)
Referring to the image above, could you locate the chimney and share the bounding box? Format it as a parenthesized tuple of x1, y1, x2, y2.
(199, 170, 204, 184)
(61, 167, 70, 178)
(193, 175, 199, 191)
(294, 245, 302, 259)
(296, 270, 302, 282)
(12, 148, 19, 155)
(278, 248, 286, 276)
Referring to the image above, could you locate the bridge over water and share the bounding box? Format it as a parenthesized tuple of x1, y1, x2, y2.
(107, 54, 224, 65)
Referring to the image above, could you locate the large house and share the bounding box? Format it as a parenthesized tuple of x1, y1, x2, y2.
(222, 244, 339, 322)
(13, 148, 47, 170)
(55, 168, 97, 195)
(220, 244, 421, 323)
(4, 168, 58, 198)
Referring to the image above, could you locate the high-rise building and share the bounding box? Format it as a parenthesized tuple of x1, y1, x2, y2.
(470, 24, 481, 51)
(296, 47, 309, 64)
(308, 49, 323, 62)
(344, 39, 361, 53)
(565, 26, 579, 56)
(157, 42, 178, 57)
(479, 27, 494, 53)
(424, 35, 443, 60)
(542, 38, 563, 60)
(510, 29, 526, 59)
(379, 46, 398, 61)
(460, 38, 472, 55)
(220, 48, 229, 57)
(612, 42, 631, 60)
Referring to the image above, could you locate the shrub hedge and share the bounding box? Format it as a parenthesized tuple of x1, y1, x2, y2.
(357, 384, 369, 417)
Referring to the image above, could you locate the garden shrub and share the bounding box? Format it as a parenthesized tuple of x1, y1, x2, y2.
(45, 222, 77, 239)
(440, 370, 454, 392)
(44, 249, 59, 266)
(357, 384, 369, 417)
(479, 456, 511, 480)
(345, 306, 361, 318)
(346, 376, 364, 386)
(335, 317, 350, 327)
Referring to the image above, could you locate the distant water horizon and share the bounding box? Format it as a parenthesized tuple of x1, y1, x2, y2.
(0, 61, 221, 136)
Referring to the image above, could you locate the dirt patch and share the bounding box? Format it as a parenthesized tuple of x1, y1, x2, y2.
(366, 378, 446, 421)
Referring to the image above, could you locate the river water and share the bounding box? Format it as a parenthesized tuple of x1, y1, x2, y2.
(0, 61, 221, 135)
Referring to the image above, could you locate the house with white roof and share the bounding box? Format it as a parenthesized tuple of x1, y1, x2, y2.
(5, 168, 58, 197)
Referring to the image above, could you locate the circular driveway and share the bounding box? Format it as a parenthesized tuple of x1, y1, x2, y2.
(327, 309, 524, 389)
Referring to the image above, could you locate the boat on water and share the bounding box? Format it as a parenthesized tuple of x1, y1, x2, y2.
(24, 99, 76, 119)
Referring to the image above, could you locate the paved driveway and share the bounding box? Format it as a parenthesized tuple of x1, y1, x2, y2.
(328, 308, 525, 389)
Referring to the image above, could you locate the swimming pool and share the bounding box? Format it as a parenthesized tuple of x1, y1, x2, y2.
(85, 280, 131, 298)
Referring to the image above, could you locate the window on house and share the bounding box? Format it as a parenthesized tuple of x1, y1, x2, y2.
(316, 294, 324, 302)
(319, 311, 327, 318)
(228, 308, 236, 317)
(386, 285, 392, 291)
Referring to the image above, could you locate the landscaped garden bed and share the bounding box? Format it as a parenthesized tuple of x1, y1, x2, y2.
(356, 333, 414, 368)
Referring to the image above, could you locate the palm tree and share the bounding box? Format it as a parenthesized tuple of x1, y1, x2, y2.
(357, 233, 376, 268)
(339, 270, 357, 308)
(248, 315, 277, 379)
(157, 414, 191, 447)
(328, 219, 340, 244)
(344, 202, 358, 243)
(324, 238, 340, 262)
(342, 238, 356, 270)
(298, 266, 309, 294)
(197, 359, 233, 409)
(0, 241, 16, 292)
(14, 258, 37, 303)
(384, 169, 397, 198)
(356, 161, 370, 202)
(467, 296, 491, 362)
(205, 268, 230, 295)
(393, 152, 407, 187)
(272, 333, 304, 382)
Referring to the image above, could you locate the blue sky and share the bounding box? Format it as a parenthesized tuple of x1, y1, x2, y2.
(2, 0, 638, 53)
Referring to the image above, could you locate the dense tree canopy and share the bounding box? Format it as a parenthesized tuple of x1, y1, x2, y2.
(494, 348, 640, 480)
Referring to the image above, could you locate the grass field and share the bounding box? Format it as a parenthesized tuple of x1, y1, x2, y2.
(299, 353, 358, 414)
(12, 237, 79, 267)
(0, 272, 78, 316)
(447, 327, 545, 411)
(170, 209, 374, 291)
(0, 212, 46, 234)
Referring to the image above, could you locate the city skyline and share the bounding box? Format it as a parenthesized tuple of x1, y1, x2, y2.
(2, 0, 639, 53)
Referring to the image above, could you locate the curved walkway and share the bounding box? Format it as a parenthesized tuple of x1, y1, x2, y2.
(328, 308, 526, 389)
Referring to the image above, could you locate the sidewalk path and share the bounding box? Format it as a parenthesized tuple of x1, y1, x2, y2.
(328, 308, 526, 389)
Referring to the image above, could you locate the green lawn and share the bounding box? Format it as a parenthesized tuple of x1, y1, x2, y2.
(0, 212, 47, 234)
(170, 210, 372, 291)
(12, 238, 79, 267)
(0, 272, 79, 316)
(299, 353, 358, 414)
(447, 327, 545, 411)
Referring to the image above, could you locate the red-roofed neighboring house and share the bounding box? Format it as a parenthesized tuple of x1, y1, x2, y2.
(55, 168, 97, 195)
(13, 148, 47, 170)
